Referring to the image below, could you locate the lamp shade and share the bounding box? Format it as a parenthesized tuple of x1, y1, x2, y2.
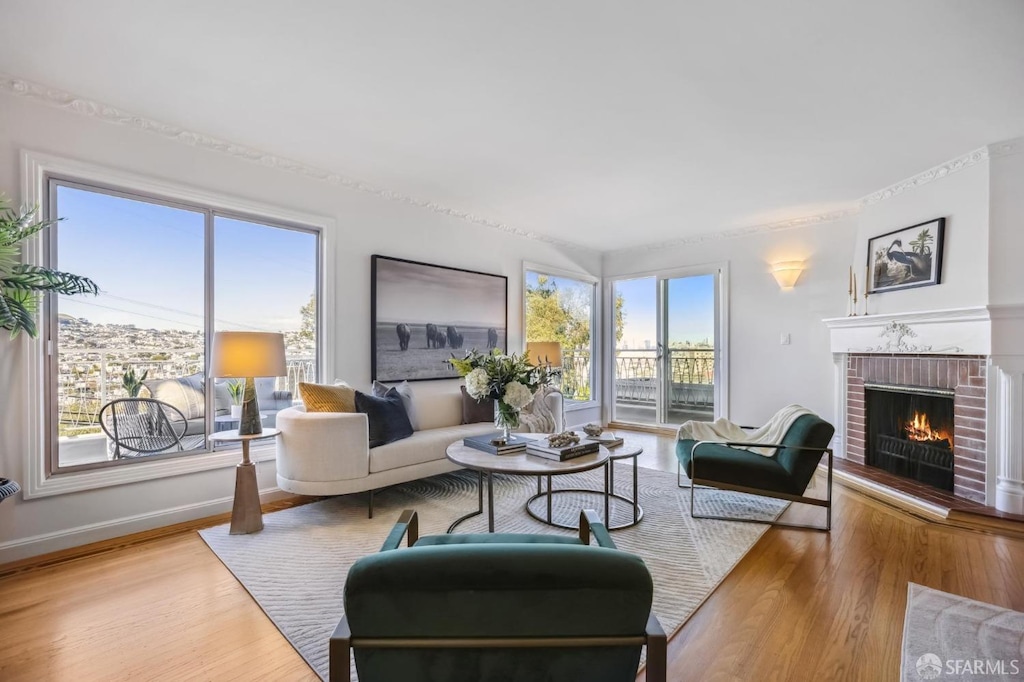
(211, 331, 287, 378)
(525, 341, 562, 368)
(771, 261, 804, 290)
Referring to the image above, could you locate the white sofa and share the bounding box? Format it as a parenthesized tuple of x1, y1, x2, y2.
(275, 382, 563, 511)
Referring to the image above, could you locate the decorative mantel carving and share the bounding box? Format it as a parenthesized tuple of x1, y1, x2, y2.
(863, 321, 964, 354)
(823, 307, 990, 356)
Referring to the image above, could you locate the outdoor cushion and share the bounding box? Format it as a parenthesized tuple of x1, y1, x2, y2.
(143, 373, 205, 420)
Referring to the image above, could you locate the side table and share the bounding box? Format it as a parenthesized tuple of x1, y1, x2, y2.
(208, 428, 280, 535)
(525, 442, 644, 530)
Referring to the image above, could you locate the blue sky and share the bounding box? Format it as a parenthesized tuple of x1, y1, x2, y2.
(615, 275, 715, 349)
(55, 186, 316, 332)
(526, 271, 715, 349)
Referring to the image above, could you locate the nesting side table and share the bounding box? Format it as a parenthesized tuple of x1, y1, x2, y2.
(209, 428, 280, 535)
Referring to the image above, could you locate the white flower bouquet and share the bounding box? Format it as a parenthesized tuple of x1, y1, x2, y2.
(450, 348, 557, 436)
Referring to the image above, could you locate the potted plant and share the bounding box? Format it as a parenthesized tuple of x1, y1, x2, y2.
(227, 379, 244, 418)
(121, 366, 149, 398)
(1, 198, 99, 338)
(1, 197, 97, 505)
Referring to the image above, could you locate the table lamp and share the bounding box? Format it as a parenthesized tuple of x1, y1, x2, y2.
(525, 341, 562, 370)
(211, 331, 287, 436)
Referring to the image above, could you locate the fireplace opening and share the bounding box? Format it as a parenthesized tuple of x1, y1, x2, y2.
(864, 384, 955, 492)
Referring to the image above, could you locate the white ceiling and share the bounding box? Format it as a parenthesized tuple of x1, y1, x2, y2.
(2, 1, 1022, 251)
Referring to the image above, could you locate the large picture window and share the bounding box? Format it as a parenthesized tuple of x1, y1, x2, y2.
(524, 269, 597, 405)
(48, 180, 319, 471)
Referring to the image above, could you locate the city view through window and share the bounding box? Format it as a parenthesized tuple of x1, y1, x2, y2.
(52, 183, 318, 468)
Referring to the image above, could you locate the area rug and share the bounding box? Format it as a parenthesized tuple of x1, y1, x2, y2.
(200, 464, 788, 680)
(901, 583, 1024, 681)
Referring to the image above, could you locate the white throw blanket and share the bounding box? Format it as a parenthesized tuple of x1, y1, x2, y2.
(676, 404, 813, 457)
(518, 385, 559, 433)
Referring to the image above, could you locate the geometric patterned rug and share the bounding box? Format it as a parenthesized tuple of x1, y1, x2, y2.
(901, 582, 1024, 681)
(200, 464, 789, 680)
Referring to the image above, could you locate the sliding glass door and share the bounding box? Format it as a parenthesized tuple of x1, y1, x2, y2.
(611, 268, 722, 427)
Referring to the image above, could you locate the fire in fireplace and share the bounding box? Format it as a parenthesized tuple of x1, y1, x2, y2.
(864, 385, 955, 492)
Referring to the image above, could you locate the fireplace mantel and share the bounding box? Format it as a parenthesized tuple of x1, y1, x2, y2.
(823, 306, 991, 356)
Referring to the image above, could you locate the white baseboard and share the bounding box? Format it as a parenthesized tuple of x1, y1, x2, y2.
(0, 486, 289, 565)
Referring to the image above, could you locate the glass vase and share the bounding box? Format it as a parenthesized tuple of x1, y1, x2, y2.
(494, 401, 520, 441)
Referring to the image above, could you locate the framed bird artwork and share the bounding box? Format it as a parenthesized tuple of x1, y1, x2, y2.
(866, 217, 945, 294)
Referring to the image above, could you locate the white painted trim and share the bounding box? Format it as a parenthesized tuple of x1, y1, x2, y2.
(602, 261, 730, 425)
(3, 72, 1017, 256)
(521, 261, 602, 411)
(832, 469, 948, 521)
(822, 306, 992, 356)
(19, 149, 333, 498)
(1, 72, 595, 253)
(0, 485, 288, 565)
(832, 353, 847, 457)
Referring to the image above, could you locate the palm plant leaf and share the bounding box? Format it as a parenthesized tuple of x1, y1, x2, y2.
(2, 264, 100, 295)
(0, 197, 98, 338)
(0, 291, 37, 337)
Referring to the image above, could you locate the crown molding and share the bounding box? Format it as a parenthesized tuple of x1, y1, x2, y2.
(860, 145, 989, 206)
(615, 140, 1000, 254)
(987, 136, 1024, 159)
(0, 73, 594, 254)
(626, 206, 861, 252)
(1, 71, 1014, 256)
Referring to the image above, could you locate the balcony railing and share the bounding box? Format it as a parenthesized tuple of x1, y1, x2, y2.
(56, 347, 315, 435)
(559, 348, 714, 410)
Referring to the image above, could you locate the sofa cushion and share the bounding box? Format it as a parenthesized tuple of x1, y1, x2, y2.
(460, 385, 495, 424)
(413, 385, 463, 431)
(373, 380, 418, 430)
(369, 424, 492, 473)
(144, 373, 205, 420)
(357, 388, 414, 448)
(299, 381, 356, 413)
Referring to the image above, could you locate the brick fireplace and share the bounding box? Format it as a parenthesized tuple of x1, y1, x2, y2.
(824, 306, 1024, 514)
(844, 354, 986, 502)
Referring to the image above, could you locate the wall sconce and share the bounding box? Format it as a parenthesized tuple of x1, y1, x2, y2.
(771, 261, 804, 289)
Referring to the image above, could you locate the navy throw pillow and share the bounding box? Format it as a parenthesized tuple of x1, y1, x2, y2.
(356, 387, 414, 448)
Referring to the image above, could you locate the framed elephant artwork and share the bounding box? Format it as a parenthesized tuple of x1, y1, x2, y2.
(371, 255, 508, 381)
(866, 217, 945, 294)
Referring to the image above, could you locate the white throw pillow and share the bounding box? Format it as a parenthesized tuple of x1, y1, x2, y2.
(372, 380, 418, 431)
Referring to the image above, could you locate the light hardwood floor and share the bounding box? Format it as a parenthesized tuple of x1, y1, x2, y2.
(2, 431, 1023, 681)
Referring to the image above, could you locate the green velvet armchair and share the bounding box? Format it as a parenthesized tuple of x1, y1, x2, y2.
(677, 413, 835, 531)
(331, 509, 666, 682)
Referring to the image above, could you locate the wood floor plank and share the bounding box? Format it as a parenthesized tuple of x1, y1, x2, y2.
(2, 430, 1023, 681)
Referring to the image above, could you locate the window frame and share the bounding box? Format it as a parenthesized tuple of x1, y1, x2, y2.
(20, 150, 335, 498)
(521, 262, 600, 413)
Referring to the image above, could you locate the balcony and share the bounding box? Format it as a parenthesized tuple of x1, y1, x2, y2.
(56, 347, 314, 467)
(561, 348, 715, 425)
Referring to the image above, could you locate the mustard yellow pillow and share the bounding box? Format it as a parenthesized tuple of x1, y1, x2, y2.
(299, 382, 357, 413)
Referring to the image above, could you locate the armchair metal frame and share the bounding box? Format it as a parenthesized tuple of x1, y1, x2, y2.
(682, 440, 833, 532)
(330, 509, 667, 682)
(99, 397, 191, 459)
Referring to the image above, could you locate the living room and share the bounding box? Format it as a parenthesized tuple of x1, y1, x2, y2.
(1, 2, 1023, 680)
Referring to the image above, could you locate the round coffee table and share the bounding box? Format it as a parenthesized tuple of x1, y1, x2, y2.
(445, 439, 611, 533)
(527, 442, 644, 530)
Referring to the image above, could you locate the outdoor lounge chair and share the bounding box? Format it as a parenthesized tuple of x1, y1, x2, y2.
(332, 509, 666, 682)
(99, 397, 200, 459)
(677, 413, 835, 531)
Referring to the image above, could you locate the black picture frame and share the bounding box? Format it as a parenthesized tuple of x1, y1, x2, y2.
(867, 217, 946, 294)
(371, 255, 508, 382)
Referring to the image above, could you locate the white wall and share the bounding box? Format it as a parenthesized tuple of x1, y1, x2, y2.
(603, 219, 858, 427)
(988, 147, 1024, 308)
(853, 163, 990, 314)
(0, 92, 600, 561)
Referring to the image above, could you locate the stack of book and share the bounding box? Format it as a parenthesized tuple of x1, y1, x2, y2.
(526, 439, 600, 462)
(463, 432, 531, 455)
(585, 432, 624, 448)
